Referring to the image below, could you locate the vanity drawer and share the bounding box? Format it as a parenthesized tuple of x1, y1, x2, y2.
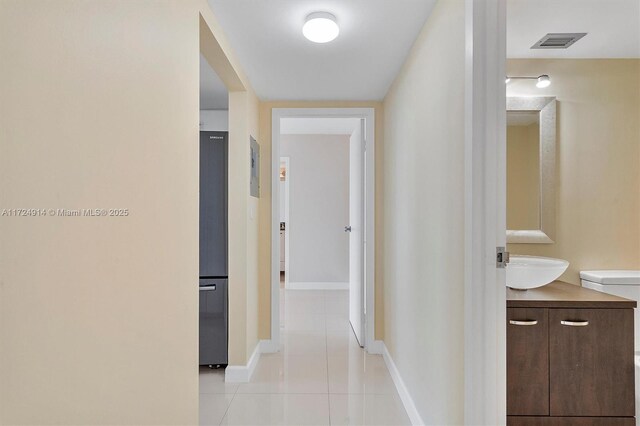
(507, 416, 634, 426)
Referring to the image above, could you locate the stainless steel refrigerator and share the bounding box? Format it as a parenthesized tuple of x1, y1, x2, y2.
(199, 131, 228, 366)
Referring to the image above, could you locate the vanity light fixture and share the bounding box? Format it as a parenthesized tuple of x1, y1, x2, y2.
(303, 12, 339, 43)
(536, 74, 551, 88)
(505, 74, 551, 88)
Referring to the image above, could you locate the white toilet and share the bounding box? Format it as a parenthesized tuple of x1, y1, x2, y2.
(581, 270, 640, 423)
(581, 270, 640, 350)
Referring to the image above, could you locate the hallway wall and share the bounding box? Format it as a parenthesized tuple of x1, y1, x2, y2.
(382, 0, 466, 423)
(0, 1, 259, 423)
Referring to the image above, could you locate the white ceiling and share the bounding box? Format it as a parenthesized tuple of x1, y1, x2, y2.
(200, 54, 228, 110)
(507, 0, 640, 58)
(207, 0, 437, 101)
(280, 118, 360, 135)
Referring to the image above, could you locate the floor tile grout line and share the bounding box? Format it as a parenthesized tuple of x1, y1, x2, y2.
(216, 386, 237, 426)
(215, 370, 241, 426)
(218, 286, 276, 425)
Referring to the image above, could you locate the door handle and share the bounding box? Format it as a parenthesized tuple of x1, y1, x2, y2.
(344, 226, 352, 233)
(509, 320, 538, 326)
(561, 320, 589, 327)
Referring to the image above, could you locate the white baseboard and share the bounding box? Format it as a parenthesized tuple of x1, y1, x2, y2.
(286, 281, 349, 290)
(259, 339, 279, 354)
(381, 343, 425, 426)
(367, 339, 385, 355)
(225, 342, 260, 383)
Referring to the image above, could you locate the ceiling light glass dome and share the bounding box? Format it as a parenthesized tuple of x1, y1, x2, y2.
(303, 12, 339, 43)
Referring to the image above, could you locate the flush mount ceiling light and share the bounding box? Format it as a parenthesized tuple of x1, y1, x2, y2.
(303, 12, 339, 43)
(505, 74, 551, 89)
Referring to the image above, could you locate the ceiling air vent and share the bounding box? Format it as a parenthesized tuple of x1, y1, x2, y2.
(531, 33, 587, 49)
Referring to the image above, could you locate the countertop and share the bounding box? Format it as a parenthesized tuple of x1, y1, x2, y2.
(507, 281, 637, 309)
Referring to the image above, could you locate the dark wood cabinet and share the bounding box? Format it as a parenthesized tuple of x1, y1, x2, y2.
(507, 308, 549, 416)
(507, 282, 636, 425)
(507, 417, 635, 426)
(549, 308, 635, 417)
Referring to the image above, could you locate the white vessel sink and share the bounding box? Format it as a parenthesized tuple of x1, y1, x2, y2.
(506, 255, 569, 290)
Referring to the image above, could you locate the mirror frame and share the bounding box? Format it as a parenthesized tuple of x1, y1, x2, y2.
(506, 96, 556, 244)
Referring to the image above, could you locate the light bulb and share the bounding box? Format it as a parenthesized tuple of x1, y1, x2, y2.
(536, 75, 551, 88)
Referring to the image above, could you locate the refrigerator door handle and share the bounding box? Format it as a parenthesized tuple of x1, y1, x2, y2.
(199, 285, 217, 291)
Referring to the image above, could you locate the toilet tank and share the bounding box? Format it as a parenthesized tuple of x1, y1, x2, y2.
(581, 270, 640, 351)
(581, 270, 640, 286)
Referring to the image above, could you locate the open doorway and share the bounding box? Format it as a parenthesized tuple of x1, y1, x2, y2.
(277, 120, 361, 344)
(198, 53, 229, 377)
(268, 108, 376, 353)
(504, 1, 640, 422)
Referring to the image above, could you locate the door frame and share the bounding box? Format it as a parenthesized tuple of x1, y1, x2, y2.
(268, 108, 376, 352)
(349, 118, 366, 346)
(463, 0, 507, 423)
(279, 156, 291, 289)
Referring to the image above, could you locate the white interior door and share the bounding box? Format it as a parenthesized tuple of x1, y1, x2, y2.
(349, 119, 365, 347)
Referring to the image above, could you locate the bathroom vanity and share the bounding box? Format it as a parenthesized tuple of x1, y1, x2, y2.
(507, 281, 636, 426)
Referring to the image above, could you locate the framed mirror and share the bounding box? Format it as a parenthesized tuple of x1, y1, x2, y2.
(506, 96, 556, 244)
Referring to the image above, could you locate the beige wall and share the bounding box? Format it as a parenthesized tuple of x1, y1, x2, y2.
(227, 91, 261, 366)
(507, 59, 640, 284)
(257, 101, 385, 340)
(0, 1, 259, 423)
(507, 123, 540, 230)
(245, 93, 261, 364)
(382, 0, 465, 423)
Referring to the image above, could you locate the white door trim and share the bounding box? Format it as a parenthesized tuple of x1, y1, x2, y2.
(348, 118, 366, 347)
(464, 0, 507, 424)
(267, 107, 376, 353)
(279, 156, 291, 289)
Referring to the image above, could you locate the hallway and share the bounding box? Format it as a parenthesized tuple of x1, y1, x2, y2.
(199, 290, 410, 425)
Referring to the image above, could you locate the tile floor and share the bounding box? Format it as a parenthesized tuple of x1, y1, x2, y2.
(199, 289, 411, 425)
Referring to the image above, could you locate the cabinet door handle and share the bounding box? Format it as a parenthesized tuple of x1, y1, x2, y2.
(561, 320, 589, 327)
(509, 320, 538, 326)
